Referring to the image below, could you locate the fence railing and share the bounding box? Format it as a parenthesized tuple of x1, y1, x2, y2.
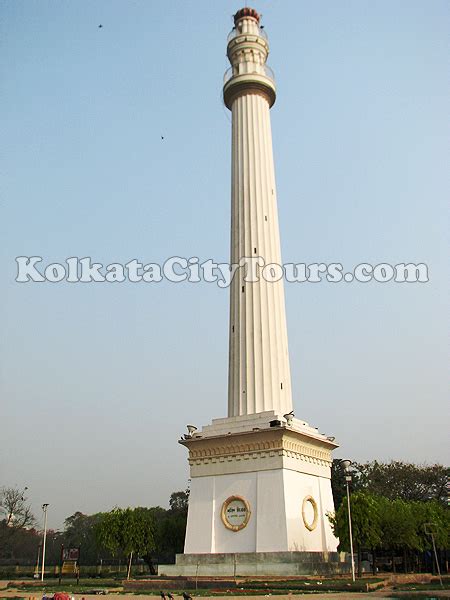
(223, 64, 275, 86)
(227, 27, 268, 43)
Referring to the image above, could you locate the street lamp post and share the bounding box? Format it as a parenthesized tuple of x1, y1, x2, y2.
(340, 460, 355, 582)
(41, 504, 49, 581)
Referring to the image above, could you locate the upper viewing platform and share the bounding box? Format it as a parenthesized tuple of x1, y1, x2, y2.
(227, 11, 268, 44)
(223, 7, 276, 110)
(227, 24, 268, 44)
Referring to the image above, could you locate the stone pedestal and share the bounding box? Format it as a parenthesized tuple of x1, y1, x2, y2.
(179, 413, 338, 557)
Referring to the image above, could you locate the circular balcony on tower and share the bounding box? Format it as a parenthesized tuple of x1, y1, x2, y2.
(223, 64, 276, 109)
(223, 25, 276, 110)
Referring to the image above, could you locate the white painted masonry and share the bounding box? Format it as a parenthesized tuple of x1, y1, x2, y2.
(225, 12, 291, 418)
(179, 8, 339, 559)
(185, 469, 338, 554)
(182, 412, 339, 553)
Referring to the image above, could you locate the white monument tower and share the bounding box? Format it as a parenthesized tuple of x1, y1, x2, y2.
(161, 8, 343, 576)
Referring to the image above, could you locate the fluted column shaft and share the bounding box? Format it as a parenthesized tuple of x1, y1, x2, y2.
(227, 90, 293, 418)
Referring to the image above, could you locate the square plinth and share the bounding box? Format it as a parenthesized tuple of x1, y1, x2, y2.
(179, 422, 339, 555)
(158, 551, 351, 577)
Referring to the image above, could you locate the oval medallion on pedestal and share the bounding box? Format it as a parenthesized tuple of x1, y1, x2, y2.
(302, 495, 318, 531)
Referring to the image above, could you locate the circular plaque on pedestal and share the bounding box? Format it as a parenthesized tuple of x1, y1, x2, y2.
(302, 495, 318, 531)
(221, 495, 251, 531)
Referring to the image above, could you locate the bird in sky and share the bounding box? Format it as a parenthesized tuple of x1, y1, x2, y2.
(98, 24, 103, 28)
(161, 135, 164, 140)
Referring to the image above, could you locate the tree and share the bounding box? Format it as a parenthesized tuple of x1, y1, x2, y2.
(63, 512, 103, 565)
(412, 500, 449, 552)
(159, 511, 186, 556)
(96, 508, 156, 579)
(379, 498, 418, 549)
(0, 486, 35, 531)
(165, 490, 188, 557)
(328, 491, 382, 577)
(169, 490, 189, 515)
(0, 523, 41, 561)
(331, 461, 449, 508)
(378, 497, 419, 572)
(138, 495, 189, 571)
(0, 487, 36, 562)
(356, 461, 449, 503)
(331, 459, 363, 509)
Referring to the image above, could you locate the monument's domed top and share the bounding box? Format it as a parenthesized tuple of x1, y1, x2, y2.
(233, 7, 260, 24)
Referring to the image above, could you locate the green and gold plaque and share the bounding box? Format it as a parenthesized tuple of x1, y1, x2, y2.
(221, 495, 251, 531)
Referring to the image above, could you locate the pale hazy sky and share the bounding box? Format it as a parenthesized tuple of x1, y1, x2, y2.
(1, 0, 448, 530)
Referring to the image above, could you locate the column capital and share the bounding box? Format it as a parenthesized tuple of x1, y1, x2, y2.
(223, 9, 276, 110)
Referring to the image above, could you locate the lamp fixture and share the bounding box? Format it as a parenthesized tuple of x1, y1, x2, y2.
(283, 410, 294, 426)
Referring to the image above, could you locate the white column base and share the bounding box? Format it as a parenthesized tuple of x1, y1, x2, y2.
(182, 425, 339, 554)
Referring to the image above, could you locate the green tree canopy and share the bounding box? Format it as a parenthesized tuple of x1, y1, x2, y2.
(378, 497, 419, 551)
(328, 491, 382, 552)
(169, 490, 189, 514)
(63, 511, 103, 564)
(95, 507, 156, 561)
(412, 500, 449, 551)
(331, 460, 449, 510)
(331, 460, 363, 509)
(356, 461, 449, 503)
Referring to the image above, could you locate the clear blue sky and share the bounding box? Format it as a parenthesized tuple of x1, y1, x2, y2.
(1, 1, 448, 529)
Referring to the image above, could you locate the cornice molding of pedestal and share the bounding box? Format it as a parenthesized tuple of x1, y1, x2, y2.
(180, 428, 334, 477)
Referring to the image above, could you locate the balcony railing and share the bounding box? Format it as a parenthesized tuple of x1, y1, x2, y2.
(223, 64, 275, 86)
(227, 26, 268, 44)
